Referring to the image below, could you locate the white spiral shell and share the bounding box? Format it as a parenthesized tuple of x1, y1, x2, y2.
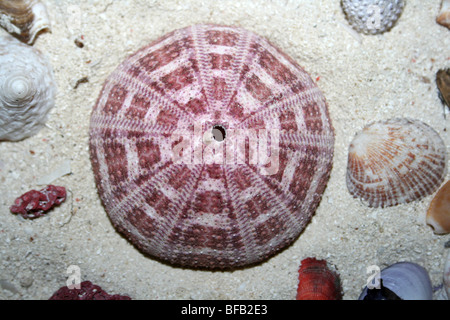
(346, 118, 448, 208)
(0, 35, 55, 141)
(341, 0, 405, 35)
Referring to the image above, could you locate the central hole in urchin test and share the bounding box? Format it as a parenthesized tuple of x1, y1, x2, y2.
(212, 125, 226, 142)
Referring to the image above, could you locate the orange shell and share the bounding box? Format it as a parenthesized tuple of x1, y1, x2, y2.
(426, 180, 450, 234)
(296, 257, 342, 300)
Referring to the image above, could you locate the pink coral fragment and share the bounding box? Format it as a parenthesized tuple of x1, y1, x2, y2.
(10, 185, 66, 219)
(49, 281, 131, 300)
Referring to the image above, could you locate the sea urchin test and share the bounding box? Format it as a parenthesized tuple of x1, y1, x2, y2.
(89, 24, 335, 268)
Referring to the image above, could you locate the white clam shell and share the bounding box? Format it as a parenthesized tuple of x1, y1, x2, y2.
(346, 118, 448, 208)
(341, 0, 405, 35)
(0, 35, 55, 141)
(0, 0, 50, 45)
(359, 262, 433, 300)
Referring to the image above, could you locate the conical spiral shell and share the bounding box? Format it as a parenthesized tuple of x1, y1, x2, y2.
(346, 118, 448, 208)
(0, 35, 55, 141)
(0, 0, 50, 45)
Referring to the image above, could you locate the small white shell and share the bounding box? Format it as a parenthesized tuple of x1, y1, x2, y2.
(359, 262, 433, 300)
(346, 118, 448, 208)
(437, 0, 450, 29)
(0, 0, 50, 45)
(0, 35, 55, 141)
(341, 0, 405, 35)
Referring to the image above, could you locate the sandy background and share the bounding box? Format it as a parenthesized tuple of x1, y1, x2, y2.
(0, 0, 449, 300)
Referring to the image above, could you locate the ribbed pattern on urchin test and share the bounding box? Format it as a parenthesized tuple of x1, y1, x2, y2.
(346, 118, 448, 208)
(89, 24, 335, 269)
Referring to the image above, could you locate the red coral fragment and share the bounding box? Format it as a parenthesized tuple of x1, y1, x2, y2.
(10, 185, 66, 219)
(49, 281, 131, 300)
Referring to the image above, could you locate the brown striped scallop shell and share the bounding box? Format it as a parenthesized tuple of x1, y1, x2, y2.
(346, 118, 448, 208)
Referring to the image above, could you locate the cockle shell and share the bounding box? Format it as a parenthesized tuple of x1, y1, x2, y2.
(89, 24, 335, 269)
(437, 0, 450, 29)
(346, 118, 447, 207)
(426, 180, 450, 234)
(0, 0, 50, 45)
(346, 118, 447, 208)
(359, 262, 433, 300)
(296, 257, 342, 300)
(341, 0, 405, 35)
(0, 35, 55, 141)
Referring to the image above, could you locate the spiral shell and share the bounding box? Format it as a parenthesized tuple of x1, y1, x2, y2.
(296, 258, 342, 300)
(426, 180, 450, 235)
(346, 118, 448, 208)
(0, 35, 55, 141)
(0, 0, 50, 45)
(359, 262, 433, 300)
(341, 0, 405, 35)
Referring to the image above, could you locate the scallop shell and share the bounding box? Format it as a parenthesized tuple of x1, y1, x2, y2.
(437, 0, 450, 29)
(0, 0, 50, 45)
(341, 0, 405, 35)
(296, 257, 342, 300)
(346, 118, 448, 208)
(0, 35, 55, 141)
(426, 180, 450, 234)
(359, 262, 433, 300)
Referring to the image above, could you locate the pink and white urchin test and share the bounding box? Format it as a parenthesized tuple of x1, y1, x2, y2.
(89, 24, 334, 269)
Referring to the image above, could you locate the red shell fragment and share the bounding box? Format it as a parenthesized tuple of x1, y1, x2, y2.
(49, 281, 131, 300)
(9, 185, 66, 219)
(296, 257, 343, 300)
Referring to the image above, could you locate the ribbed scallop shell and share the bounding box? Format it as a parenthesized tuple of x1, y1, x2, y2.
(0, 35, 55, 141)
(346, 118, 447, 208)
(0, 0, 50, 45)
(341, 0, 405, 35)
(296, 257, 342, 300)
(89, 24, 335, 269)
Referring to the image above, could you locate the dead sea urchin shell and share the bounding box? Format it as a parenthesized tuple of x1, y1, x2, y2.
(0, 0, 50, 45)
(89, 24, 335, 269)
(346, 118, 447, 208)
(426, 180, 450, 235)
(296, 257, 342, 300)
(437, 0, 450, 29)
(0, 35, 55, 141)
(341, 0, 405, 35)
